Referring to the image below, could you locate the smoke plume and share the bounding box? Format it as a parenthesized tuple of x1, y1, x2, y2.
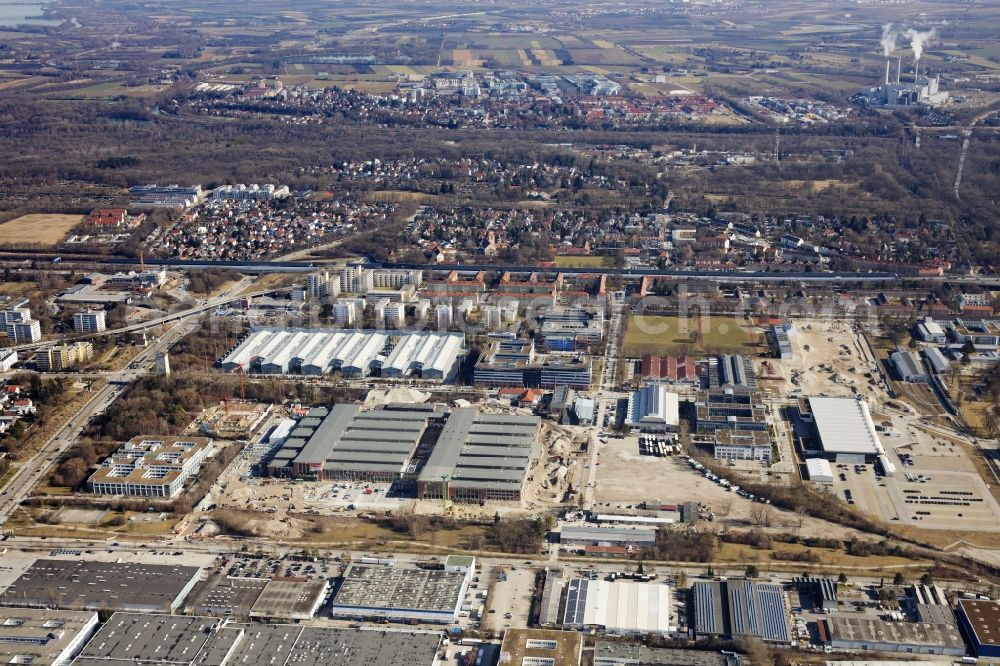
(880, 23, 899, 57)
(905, 27, 937, 60)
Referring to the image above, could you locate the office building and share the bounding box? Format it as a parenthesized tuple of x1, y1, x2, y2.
(768, 325, 792, 359)
(87, 435, 213, 498)
(712, 430, 771, 463)
(0, 348, 17, 372)
(128, 184, 203, 208)
(474, 340, 592, 389)
(693, 390, 768, 433)
(329, 563, 470, 624)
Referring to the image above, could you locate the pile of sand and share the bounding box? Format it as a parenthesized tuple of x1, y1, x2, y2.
(364, 387, 431, 407)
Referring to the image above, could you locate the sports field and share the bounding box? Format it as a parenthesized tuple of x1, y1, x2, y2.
(622, 315, 759, 356)
(0, 214, 81, 246)
(554, 255, 612, 268)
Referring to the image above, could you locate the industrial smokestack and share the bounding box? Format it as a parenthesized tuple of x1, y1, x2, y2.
(885, 60, 890, 85)
(897, 58, 902, 83)
(915, 59, 919, 82)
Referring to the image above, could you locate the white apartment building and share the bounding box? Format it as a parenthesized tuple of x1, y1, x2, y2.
(7, 319, 41, 344)
(73, 310, 107, 333)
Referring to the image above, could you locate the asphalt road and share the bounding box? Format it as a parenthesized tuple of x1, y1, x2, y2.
(0, 316, 202, 528)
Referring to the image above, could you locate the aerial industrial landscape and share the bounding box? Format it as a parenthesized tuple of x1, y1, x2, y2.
(0, 0, 999, 664)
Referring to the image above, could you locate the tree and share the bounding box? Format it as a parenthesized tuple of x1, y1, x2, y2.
(675, 571, 687, 588)
(893, 572, 905, 586)
(749, 505, 774, 527)
(920, 572, 934, 586)
(838, 572, 849, 584)
(745, 564, 759, 578)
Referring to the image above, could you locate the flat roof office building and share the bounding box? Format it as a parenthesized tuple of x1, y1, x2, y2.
(329, 564, 469, 624)
(693, 390, 768, 433)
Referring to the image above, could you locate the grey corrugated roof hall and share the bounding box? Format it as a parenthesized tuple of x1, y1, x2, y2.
(417, 408, 540, 494)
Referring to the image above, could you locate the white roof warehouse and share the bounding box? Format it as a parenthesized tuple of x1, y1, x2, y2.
(220, 328, 464, 381)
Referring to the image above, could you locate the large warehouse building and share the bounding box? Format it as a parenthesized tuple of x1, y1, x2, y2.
(267, 404, 541, 503)
(693, 579, 790, 644)
(798, 396, 885, 464)
(957, 598, 1000, 659)
(0, 560, 201, 613)
(824, 616, 966, 657)
(220, 328, 464, 381)
(329, 564, 470, 624)
(74, 613, 441, 666)
(269, 404, 437, 482)
(416, 408, 541, 503)
(0, 608, 97, 666)
(562, 578, 674, 637)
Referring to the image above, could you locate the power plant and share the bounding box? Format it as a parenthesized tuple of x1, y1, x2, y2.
(857, 58, 949, 108)
(857, 25, 949, 108)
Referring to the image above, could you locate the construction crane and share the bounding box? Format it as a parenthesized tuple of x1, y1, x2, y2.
(235, 363, 246, 402)
(440, 474, 450, 511)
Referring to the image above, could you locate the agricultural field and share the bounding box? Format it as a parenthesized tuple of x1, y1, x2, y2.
(623, 315, 759, 356)
(0, 214, 82, 247)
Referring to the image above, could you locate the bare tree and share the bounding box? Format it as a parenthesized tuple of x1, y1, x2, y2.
(749, 505, 774, 527)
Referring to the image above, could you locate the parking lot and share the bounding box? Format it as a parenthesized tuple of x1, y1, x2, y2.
(820, 422, 1000, 532)
(483, 567, 535, 633)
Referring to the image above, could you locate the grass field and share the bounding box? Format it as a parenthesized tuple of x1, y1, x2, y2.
(554, 255, 612, 268)
(0, 214, 81, 246)
(623, 315, 759, 356)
